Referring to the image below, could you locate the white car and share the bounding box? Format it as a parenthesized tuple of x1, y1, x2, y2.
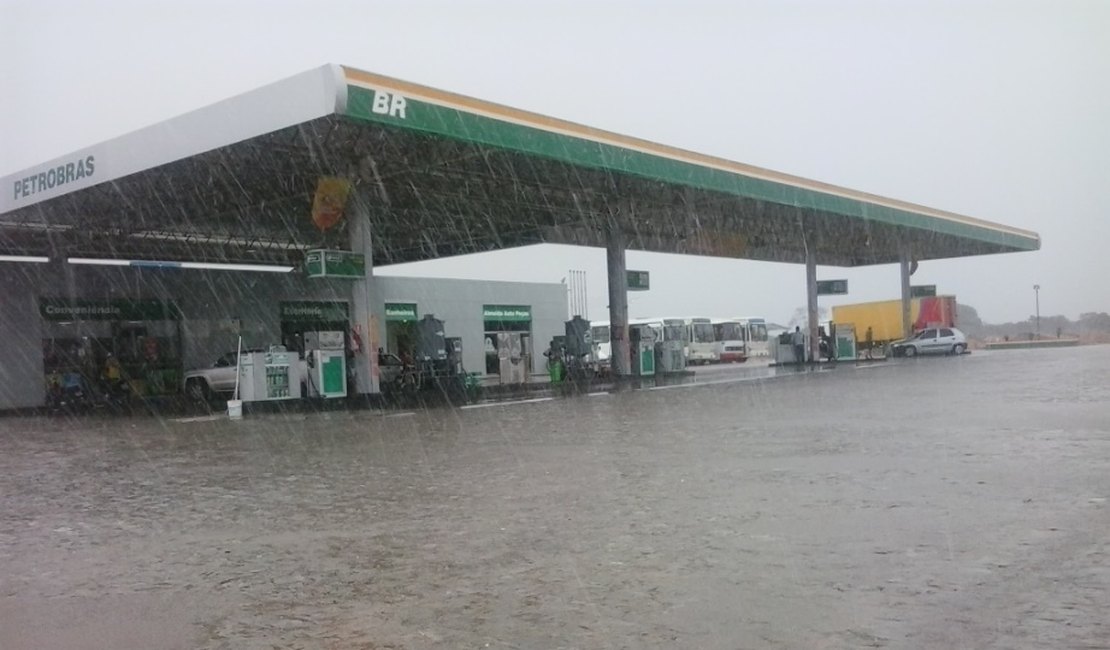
(893, 327, 968, 357)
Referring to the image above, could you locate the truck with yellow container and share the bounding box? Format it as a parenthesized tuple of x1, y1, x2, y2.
(832, 295, 958, 354)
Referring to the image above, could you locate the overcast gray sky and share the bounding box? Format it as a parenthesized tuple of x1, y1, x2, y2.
(2, 0, 1107, 324)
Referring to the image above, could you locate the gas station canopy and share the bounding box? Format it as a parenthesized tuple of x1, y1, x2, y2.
(0, 64, 1040, 268)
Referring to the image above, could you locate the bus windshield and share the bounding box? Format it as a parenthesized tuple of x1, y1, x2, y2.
(662, 324, 685, 342)
(714, 322, 743, 341)
(751, 323, 768, 342)
(692, 323, 715, 343)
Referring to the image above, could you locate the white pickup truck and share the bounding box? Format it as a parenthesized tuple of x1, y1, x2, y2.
(184, 351, 258, 401)
(185, 350, 316, 401)
(185, 350, 402, 400)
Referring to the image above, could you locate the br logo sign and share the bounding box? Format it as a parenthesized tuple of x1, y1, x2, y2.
(370, 90, 407, 119)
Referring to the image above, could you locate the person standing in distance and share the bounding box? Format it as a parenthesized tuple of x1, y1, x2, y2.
(792, 326, 806, 367)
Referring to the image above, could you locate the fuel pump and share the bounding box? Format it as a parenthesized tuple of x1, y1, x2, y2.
(563, 316, 593, 379)
(834, 323, 856, 360)
(657, 321, 687, 374)
(629, 324, 657, 377)
(304, 331, 346, 398)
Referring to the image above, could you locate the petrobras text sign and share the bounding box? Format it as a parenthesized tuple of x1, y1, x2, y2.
(2, 65, 347, 215)
(11, 155, 96, 203)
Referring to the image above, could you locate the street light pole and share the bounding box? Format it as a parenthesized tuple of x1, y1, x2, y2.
(1033, 284, 1041, 339)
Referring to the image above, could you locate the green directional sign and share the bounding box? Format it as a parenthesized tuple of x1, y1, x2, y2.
(305, 249, 365, 279)
(910, 284, 937, 298)
(627, 270, 650, 291)
(816, 279, 849, 296)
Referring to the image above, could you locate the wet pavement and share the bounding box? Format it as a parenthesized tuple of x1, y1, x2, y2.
(2, 346, 1108, 649)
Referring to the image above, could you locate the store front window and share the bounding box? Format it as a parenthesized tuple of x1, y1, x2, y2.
(40, 298, 182, 401)
(482, 304, 533, 375)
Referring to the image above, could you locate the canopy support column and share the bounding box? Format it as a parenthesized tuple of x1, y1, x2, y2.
(606, 217, 631, 378)
(900, 248, 913, 339)
(349, 188, 381, 396)
(805, 244, 819, 364)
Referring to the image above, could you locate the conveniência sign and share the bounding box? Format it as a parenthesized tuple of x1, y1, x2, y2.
(39, 298, 177, 321)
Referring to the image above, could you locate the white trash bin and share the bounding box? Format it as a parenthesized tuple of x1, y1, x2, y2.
(227, 399, 243, 420)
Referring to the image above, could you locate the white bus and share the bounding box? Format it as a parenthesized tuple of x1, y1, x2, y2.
(712, 319, 747, 363)
(590, 318, 687, 370)
(628, 317, 688, 348)
(685, 317, 718, 364)
(734, 317, 770, 358)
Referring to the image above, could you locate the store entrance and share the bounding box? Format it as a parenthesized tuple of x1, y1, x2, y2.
(385, 321, 416, 360)
(280, 320, 350, 358)
(40, 299, 183, 404)
(278, 301, 351, 359)
(482, 304, 534, 375)
(384, 302, 419, 363)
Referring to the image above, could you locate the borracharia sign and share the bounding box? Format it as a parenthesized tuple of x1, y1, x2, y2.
(385, 303, 418, 321)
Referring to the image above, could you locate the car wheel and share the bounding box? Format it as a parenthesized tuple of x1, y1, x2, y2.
(903, 345, 917, 358)
(953, 343, 965, 355)
(185, 378, 210, 402)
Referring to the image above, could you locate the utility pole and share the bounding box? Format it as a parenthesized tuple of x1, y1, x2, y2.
(1033, 284, 1041, 339)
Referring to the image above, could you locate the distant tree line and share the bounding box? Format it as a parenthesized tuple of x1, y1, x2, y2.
(957, 304, 1110, 342)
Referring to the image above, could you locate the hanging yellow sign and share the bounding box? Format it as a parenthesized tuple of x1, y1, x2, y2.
(311, 177, 352, 231)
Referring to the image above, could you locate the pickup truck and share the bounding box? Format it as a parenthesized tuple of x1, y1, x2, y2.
(185, 350, 404, 400)
(183, 350, 264, 401)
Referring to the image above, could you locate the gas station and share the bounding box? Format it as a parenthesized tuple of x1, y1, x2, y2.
(0, 64, 1040, 411)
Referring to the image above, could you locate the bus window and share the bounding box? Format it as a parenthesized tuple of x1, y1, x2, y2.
(692, 322, 715, 343)
(714, 322, 743, 341)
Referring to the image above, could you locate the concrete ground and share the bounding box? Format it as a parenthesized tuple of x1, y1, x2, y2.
(1, 346, 1107, 649)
